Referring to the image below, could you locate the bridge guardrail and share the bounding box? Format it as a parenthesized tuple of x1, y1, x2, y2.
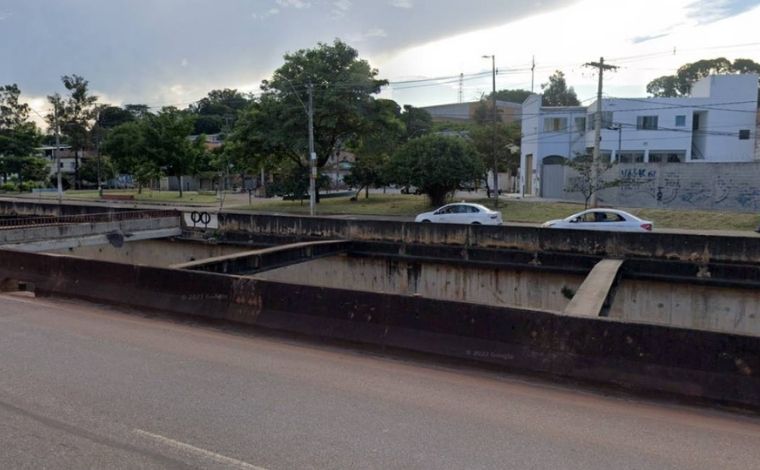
(0, 210, 179, 230)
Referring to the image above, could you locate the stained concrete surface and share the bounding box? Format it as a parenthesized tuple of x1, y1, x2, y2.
(46, 239, 248, 268)
(609, 279, 760, 336)
(253, 255, 584, 311)
(2, 293, 760, 470)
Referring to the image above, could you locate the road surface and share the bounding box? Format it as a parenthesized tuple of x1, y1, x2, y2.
(1, 292, 759, 469)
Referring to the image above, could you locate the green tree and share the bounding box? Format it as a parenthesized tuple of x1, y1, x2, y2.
(79, 155, 116, 186)
(470, 122, 521, 182)
(236, 39, 387, 200)
(400, 105, 433, 140)
(101, 120, 154, 192)
(491, 89, 532, 103)
(387, 134, 483, 207)
(141, 107, 199, 197)
(0, 84, 42, 184)
(646, 58, 760, 98)
(541, 71, 580, 106)
(565, 154, 622, 209)
(46, 75, 99, 188)
(345, 99, 405, 198)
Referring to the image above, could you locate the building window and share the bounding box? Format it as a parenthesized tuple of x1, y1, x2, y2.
(636, 116, 659, 130)
(675, 115, 686, 127)
(574, 117, 586, 134)
(586, 112, 613, 130)
(618, 152, 645, 164)
(649, 151, 684, 163)
(739, 129, 751, 140)
(543, 117, 568, 132)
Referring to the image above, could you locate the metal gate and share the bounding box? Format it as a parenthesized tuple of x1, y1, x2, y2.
(540, 156, 566, 199)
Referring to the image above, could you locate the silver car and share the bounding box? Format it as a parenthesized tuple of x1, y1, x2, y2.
(542, 209, 653, 232)
(415, 203, 503, 225)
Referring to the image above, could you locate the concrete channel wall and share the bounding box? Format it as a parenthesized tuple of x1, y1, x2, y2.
(218, 212, 760, 264)
(1, 248, 759, 410)
(47, 239, 249, 268)
(254, 255, 584, 312)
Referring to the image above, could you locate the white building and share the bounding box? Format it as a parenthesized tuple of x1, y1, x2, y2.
(520, 74, 760, 197)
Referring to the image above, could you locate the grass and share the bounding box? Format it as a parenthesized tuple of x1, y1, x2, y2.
(235, 194, 760, 232)
(33, 189, 219, 204)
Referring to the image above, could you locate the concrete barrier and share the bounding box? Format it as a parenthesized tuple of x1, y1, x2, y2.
(1, 248, 758, 411)
(217, 212, 760, 264)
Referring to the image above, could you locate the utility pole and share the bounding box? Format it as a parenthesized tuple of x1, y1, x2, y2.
(482, 54, 498, 207)
(307, 83, 316, 216)
(458, 73, 464, 104)
(531, 55, 536, 93)
(583, 57, 618, 207)
(54, 105, 63, 203)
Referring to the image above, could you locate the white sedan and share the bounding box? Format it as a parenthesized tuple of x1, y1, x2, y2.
(415, 203, 503, 225)
(542, 209, 653, 232)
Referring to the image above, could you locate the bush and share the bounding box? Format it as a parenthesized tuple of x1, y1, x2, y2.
(0, 182, 15, 192)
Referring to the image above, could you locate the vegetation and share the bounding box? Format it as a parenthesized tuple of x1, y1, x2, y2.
(0, 84, 46, 189)
(541, 71, 580, 106)
(647, 58, 760, 98)
(564, 154, 622, 208)
(387, 134, 483, 206)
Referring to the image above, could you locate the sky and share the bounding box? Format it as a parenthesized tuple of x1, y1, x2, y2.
(2, 0, 760, 125)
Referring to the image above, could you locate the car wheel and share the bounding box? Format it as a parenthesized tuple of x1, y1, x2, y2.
(421, 219, 431, 223)
(471, 221, 481, 225)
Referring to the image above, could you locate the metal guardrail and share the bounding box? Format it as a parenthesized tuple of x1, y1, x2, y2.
(0, 210, 179, 230)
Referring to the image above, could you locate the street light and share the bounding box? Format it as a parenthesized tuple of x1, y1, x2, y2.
(482, 54, 498, 208)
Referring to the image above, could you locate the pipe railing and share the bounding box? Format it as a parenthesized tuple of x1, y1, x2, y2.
(0, 210, 179, 229)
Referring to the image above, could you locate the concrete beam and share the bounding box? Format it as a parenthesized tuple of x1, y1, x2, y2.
(564, 259, 624, 317)
(172, 240, 350, 274)
(0, 216, 180, 245)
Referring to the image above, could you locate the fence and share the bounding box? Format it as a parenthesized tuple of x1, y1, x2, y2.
(0, 210, 179, 230)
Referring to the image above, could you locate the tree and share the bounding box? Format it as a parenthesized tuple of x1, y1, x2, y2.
(124, 104, 151, 119)
(647, 57, 760, 98)
(0, 84, 42, 185)
(141, 107, 199, 197)
(564, 154, 622, 209)
(235, 39, 387, 200)
(97, 105, 134, 129)
(46, 75, 99, 188)
(491, 89, 532, 103)
(541, 71, 580, 106)
(79, 155, 116, 186)
(387, 134, 483, 207)
(469, 122, 521, 184)
(345, 99, 405, 198)
(400, 105, 433, 140)
(101, 120, 156, 193)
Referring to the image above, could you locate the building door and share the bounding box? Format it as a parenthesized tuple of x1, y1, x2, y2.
(524, 154, 533, 195)
(541, 155, 566, 198)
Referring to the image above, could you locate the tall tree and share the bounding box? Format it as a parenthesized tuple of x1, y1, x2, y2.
(235, 39, 387, 199)
(647, 57, 760, 97)
(400, 105, 433, 140)
(0, 84, 43, 185)
(46, 75, 98, 188)
(491, 89, 533, 104)
(541, 71, 580, 106)
(141, 107, 199, 197)
(345, 99, 405, 198)
(387, 134, 483, 207)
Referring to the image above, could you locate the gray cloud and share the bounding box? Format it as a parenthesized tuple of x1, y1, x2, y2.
(686, 0, 760, 23)
(0, 0, 578, 106)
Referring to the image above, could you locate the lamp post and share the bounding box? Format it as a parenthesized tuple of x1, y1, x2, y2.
(482, 54, 498, 208)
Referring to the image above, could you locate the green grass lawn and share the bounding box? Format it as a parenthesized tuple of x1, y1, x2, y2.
(33, 189, 219, 204)
(235, 194, 760, 232)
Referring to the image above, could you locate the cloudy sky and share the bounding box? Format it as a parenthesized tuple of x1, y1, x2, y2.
(2, 0, 760, 121)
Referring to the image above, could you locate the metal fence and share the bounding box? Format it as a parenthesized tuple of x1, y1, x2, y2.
(0, 210, 179, 230)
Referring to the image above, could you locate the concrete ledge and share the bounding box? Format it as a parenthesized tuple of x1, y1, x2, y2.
(0, 248, 758, 411)
(564, 259, 624, 317)
(172, 240, 349, 274)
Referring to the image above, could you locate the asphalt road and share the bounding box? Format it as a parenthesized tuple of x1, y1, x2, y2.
(2, 293, 760, 469)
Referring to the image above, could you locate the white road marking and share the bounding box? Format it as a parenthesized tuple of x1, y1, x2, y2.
(133, 428, 267, 470)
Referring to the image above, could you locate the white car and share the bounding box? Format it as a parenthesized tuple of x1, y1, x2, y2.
(542, 209, 653, 232)
(415, 203, 503, 225)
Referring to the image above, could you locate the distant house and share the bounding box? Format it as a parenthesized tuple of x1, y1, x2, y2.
(520, 74, 760, 197)
(36, 145, 80, 177)
(420, 100, 522, 124)
(189, 133, 224, 150)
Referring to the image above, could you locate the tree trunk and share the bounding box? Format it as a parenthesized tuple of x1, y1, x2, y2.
(365, 186, 369, 199)
(178, 175, 183, 198)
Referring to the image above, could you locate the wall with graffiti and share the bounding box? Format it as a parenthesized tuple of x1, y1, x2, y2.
(552, 162, 760, 212)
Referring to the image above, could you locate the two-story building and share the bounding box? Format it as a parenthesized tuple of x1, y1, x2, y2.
(520, 74, 760, 197)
